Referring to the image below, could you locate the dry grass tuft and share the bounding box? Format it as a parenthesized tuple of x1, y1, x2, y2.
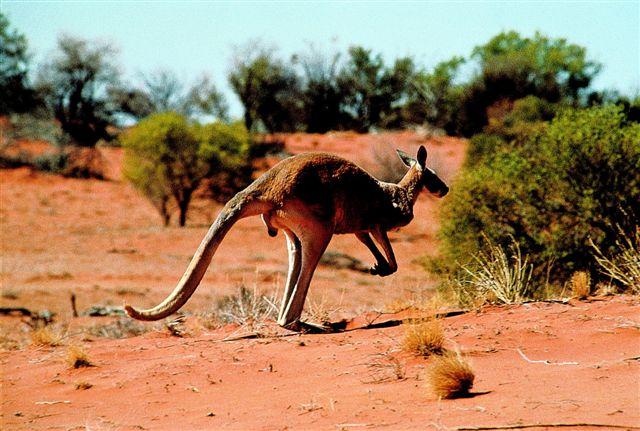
(403, 319, 445, 356)
(31, 326, 63, 347)
(460, 237, 533, 304)
(570, 271, 591, 299)
(428, 352, 475, 399)
(66, 345, 94, 368)
(590, 227, 640, 294)
(86, 317, 148, 339)
(214, 284, 278, 326)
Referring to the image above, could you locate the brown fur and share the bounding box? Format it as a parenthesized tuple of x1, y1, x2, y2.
(125, 146, 448, 329)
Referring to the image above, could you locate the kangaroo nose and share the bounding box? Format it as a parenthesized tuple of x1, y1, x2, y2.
(439, 186, 449, 198)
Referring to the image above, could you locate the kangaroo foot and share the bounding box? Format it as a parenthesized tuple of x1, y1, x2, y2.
(370, 262, 393, 277)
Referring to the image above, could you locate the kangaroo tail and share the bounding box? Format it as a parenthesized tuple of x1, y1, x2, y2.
(125, 192, 270, 321)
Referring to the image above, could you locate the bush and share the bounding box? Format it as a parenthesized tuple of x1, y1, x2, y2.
(435, 105, 640, 287)
(591, 227, 640, 294)
(197, 120, 254, 203)
(121, 112, 253, 226)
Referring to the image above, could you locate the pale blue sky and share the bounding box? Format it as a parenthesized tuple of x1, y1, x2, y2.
(4, 1, 639, 117)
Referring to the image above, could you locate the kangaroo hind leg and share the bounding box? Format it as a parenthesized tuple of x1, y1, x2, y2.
(278, 229, 301, 321)
(277, 223, 332, 328)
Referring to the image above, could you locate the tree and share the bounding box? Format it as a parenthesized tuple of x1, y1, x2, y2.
(454, 31, 601, 136)
(111, 70, 228, 122)
(37, 35, 120, 146)
(337, 46, 386, 131)
(337, 46, 416, 131)
(407, 57, 465, 132)
(121, 112, 251, 227)
(295, 46, 347, 133)
(0, 13, 38, 114)
(229, 43, 302, 133)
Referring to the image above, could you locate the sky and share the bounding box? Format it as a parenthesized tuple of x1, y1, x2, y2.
(4, 0, 639, 118)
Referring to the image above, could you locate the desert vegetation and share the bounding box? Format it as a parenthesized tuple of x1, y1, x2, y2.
(2, 8, 639, 430)
(433, 105, 639, 304)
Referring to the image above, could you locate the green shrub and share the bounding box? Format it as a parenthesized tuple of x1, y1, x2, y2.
(465, 133, 507, 168)
(7, 113, 62, 143)
(121, 112, 253, 226)
(435, 105, 640, 287)
(197, 121, 254, 203)
(32, 152, 68, 173)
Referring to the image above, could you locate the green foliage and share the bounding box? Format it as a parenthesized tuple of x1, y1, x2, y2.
(0, 13, 38, 114)
(484, 95, 556, 140)
(464, 133, 507, 168)
(454, 31, 601, 136)
(436, 105, 640, 285)
(5, 113, 64, 144)
(296, 46, 347, 133)
(32, 152, 69, 174)
(112, 71, 228, 122)
(229, 44, 302, 133)
(36, 35, 120, 147)
(197, 120, 255, 203)
(472, 31, 600, 103)
(465, 96, 556, 167)
(121, 112, 252, 226)
(407, 56, 465, 133)
(337, 47, 417, 131)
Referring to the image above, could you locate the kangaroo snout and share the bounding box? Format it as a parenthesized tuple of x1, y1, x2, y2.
(437, 185, 449, 198)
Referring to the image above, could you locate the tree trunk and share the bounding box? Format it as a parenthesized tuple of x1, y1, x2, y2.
(244, 110, 253, 132)
(177, 191, 193, 227)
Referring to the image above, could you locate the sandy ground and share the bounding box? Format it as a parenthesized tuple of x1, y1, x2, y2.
(1, 132, 639, 430)
(3, 297, 639, 430)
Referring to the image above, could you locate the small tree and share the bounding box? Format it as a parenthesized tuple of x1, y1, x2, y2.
(36, 35, 120, 146)
(111, 71, 228, 123)
(121, 112, 251, 227)
(454, 31, 601, 136)
(337, 46, 417, 131)
(229, 42, 302, 133)
(295, 45, 346, 133)
(0, 13, 38, 114)
(407, 57, 465, 132)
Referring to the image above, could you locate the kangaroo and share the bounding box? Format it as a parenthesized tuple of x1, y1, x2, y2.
(125, 145, 448, 329)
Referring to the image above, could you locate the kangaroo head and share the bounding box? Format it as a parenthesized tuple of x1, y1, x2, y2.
(396, 145, 449, 198)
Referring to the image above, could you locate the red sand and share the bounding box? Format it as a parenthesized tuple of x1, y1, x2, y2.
(1, 132, 639, 430)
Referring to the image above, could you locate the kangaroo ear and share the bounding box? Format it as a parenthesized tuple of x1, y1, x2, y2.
(417, 145, 427, 168)
(396, 149, 416, 167)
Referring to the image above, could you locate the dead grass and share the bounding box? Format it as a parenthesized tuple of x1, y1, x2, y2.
(364, 350, 406, 383)
(402, 319, 445, 357)
(212, 284, 278, 326)
(303, 293, 343, 325)
(591, 227, 640, 294)
(86, 317, 148, 339)
(460, 237, 533, 304)
(571, 271, 591, 299)
(66, 345, 94, 368)
(428, 352, 475, 399)
(31, 326, 63, 347)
